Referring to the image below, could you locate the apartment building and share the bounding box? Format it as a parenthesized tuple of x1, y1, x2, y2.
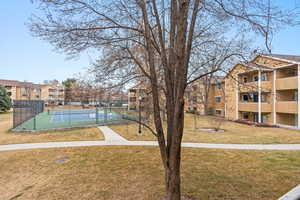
(0, 79, 65, 106)
(0, 79, 42, 101)
(41, 84, 65, 106)
(128, 82, 151, 111)
(225, 54, 300, 128)
(185, 77, 225, 116)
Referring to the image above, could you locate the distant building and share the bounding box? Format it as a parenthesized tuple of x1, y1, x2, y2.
(0, 79, 64, 106)
(128, 82, 151, 111)
(0, 80, 42, 101)
(41, 83, 65, 106)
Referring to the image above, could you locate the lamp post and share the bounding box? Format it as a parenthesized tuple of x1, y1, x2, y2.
(138, 96, 142, 136)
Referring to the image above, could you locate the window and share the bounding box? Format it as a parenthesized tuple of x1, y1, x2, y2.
(130, 97, 136, 102)
(215, 110, 222, 115)
(262, 114, 268, 123)
(216, 83, 222, 90)
(261, 73, 267, 81)
(243, 77, 248, 83)
(21, 88, 28, 96)
(7, 92, 12, 96)
(242, 112, 249, 120)
(141, 97, 147, 102)
(215, 96, 221, 103)
(129, 106, 136, 110)
(242, 94, 249, 102)
(192, 96, 197, 103)
(253, 75, 258, 81)
(49, 89, 57, 92)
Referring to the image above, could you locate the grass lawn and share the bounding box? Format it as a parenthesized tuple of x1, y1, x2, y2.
(110, 113, 300, 144)
(1, 146, 300, 199)
(0, 112, 104, 145)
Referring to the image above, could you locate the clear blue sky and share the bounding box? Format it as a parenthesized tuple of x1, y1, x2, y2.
(0, 0, 299, 84)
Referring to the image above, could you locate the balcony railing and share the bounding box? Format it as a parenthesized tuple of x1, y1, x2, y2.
(276, 101, 297, 114)
(239, 102, 272, 112)
(239, 81, 272, 92)
(276, 76, 297, 90)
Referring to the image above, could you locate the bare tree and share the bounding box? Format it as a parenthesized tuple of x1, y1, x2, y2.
(29, 0, 299, 199)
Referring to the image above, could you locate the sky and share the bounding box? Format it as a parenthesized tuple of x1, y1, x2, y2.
(0, 0, 300, 84)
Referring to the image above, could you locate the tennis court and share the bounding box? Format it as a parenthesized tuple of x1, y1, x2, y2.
(13, 108, 131, 131)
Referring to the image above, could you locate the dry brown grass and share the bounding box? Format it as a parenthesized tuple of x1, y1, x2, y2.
(1, 146, 300, 200)
(110, 113, 300, 144)
(0, 112, 103, 145)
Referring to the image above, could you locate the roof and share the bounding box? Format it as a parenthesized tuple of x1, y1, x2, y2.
(129, 81, 150, 90)
(261, 54, 300, 64)
(0, 79, 42, 88)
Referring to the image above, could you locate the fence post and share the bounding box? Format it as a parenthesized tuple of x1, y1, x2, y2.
(33, 116, 36, 130)
(104, 107, 108, 123)
(96, 107, 99, 124)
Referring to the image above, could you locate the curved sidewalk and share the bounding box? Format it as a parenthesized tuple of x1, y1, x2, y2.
(1, 126, 300, 152)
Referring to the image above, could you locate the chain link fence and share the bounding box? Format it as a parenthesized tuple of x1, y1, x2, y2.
(12, 103, 139, 131)
(13, 100, 44, 129)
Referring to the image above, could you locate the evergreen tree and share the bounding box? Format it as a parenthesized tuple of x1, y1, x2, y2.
(0, 86, 12, 112)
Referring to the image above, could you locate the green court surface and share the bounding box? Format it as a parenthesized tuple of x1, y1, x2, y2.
(13, 109, 133, 131)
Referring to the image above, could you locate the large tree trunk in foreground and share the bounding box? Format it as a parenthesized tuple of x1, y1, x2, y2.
(166, 158, 181, 200)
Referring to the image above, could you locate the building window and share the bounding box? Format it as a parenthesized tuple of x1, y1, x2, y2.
(243, 77, 248, 83)
(129, 97, 136, 102)
(216, 83, 222, 90)
(7, 92, 12, 96)
(129, 106, 136, 110)
(253, 75, 259, 82)
(215, 110, 222, 115)
(21, 88, 28, 96)
(242, 94, 249, 102)
(261, 73, 267, 81)
(242, 112, 249, 120)
(192, 96, 197, 103)
(215, 96, 221, 103)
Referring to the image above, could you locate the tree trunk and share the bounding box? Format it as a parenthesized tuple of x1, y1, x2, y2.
(165, 163, 181, 200)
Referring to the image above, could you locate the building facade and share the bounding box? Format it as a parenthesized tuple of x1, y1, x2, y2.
(129, 54, 300, 129)
(0, 79, 65, 106)
(41, 84, 65, 106)
(128, 82, 151, 111)
(224, 54, 300, 128)
(0, 80, 42, 101)
(185, 77, 225, 117)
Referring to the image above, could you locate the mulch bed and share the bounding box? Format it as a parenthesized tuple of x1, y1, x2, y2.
(234, 119, 278, 128)
(161, 195, 196, 200)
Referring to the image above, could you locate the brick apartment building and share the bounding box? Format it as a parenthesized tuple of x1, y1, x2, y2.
(0, 79, 64, 106)
(225, 54, 300, 128)
(128, 82, 151, 111)
(128, 53, 300, 129)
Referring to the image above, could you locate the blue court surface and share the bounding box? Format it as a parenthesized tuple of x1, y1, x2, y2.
(50, 109, 121, 123)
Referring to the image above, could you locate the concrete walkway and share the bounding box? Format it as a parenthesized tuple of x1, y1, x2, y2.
(1, 126, 300, 152)
(98, 126, 128, 142)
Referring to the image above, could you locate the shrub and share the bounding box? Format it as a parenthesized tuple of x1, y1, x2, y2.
(0, 86, 12, 112)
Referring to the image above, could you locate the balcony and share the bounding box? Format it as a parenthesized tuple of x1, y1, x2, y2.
(276, 76, 297, 90)
(239, 81, 272, 93)
(276, 101, 297, 114)
(239, 102, 272, 112)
